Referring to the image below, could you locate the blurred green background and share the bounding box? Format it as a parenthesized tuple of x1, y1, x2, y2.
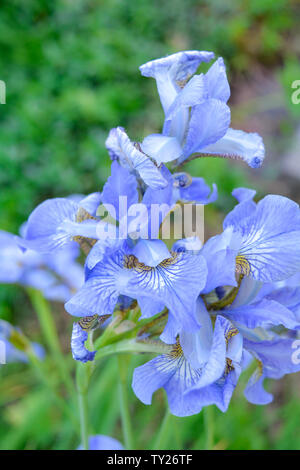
(0, 0, 300, 450)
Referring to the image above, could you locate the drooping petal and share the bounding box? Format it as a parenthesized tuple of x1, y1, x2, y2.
(66, 249, 208, 342)
(200, 128, 265, 169)
(71, 322, 96, 363)
(182, 99, 231, 158)
(244, 337, 300, 405)
(105, 127, 167, 189)
(25, 198, 79, 252)
(224, 298, 300, 330)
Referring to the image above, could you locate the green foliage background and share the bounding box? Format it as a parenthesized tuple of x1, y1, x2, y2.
(0, 0, 299, 450)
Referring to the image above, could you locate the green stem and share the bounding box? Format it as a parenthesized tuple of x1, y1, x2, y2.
(117, 354, 134, 450)
(204, 406, 214, 450)
(78, 389, 89, 450)
(153, 406, 172, 450)
(27, 288, 74, 395)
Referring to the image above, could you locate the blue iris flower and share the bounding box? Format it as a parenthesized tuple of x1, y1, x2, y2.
(139, 51, 265, 168)
(132, 300, 243, 416)
(0, 229, 84, 302)
(223, 189, 300, 282)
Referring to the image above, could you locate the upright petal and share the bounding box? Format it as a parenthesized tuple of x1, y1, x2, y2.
(140, 50, 214, 113)
(182, 99, 230, 158)
(204, 57, 230, 103)
(102, 160, 138, 220)
(105, 127, 167, 189)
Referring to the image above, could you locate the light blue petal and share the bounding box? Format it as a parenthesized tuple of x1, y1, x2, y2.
(172, 236, 202, 254)
(137, 296, 165, 319)
(124, 252, 208, 341)
(132, 239, 171, 267)
(105, 127, 168, 189)
(140, 50, 214, 114)
(244, 337, 300, 379)
(200, 227, 239, 293)
(132, 355, 176, 405)
(180, 298, 213, 369)
(200, 128, 265, 168)
(163, 75, 207, 144)
(244, 370, 273, 405)
(186, 315, 228, 389)
(102, 160, 138, 220)
(204, 57, 230, 102)
(79, 192, 102, 216)
(232, 187, 256, 203)
(141, 134, 183, 164)
(65, 251, 128, 317)
(25, 198, 79, 252)
(183, 99, 230, 158)
(234, 195, 300, 282)
(71, 322, 96, 363)
(86, 238, 124, 270)
(88, 435, 124, 451)
(224, 298, 300, 330)
(179, 178, 218, 204)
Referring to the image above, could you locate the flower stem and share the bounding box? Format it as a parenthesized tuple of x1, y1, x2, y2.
(203, 406, 214, 450)
(27, 288, 74, 395)
(78, 388, 89, 450)
(153, 406, 172, 450)
(117, 354, 134, 450)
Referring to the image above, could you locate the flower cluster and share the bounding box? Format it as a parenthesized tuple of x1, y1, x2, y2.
(3, 50, 300, 417)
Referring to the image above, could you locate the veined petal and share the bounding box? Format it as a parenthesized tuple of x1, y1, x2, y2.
(231, 195, 300, 282)
(204, 57, 230, 103)
(141, 134, 183, 165)
(123, 252, 208, 341)
(71, 322, 95, 363)
(105, 127, 167, 189)
(224, 298, 300, 330)
(25, 198, 79, 253)
(183, 99, 230, 158)
(200, 128, 265, 169)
